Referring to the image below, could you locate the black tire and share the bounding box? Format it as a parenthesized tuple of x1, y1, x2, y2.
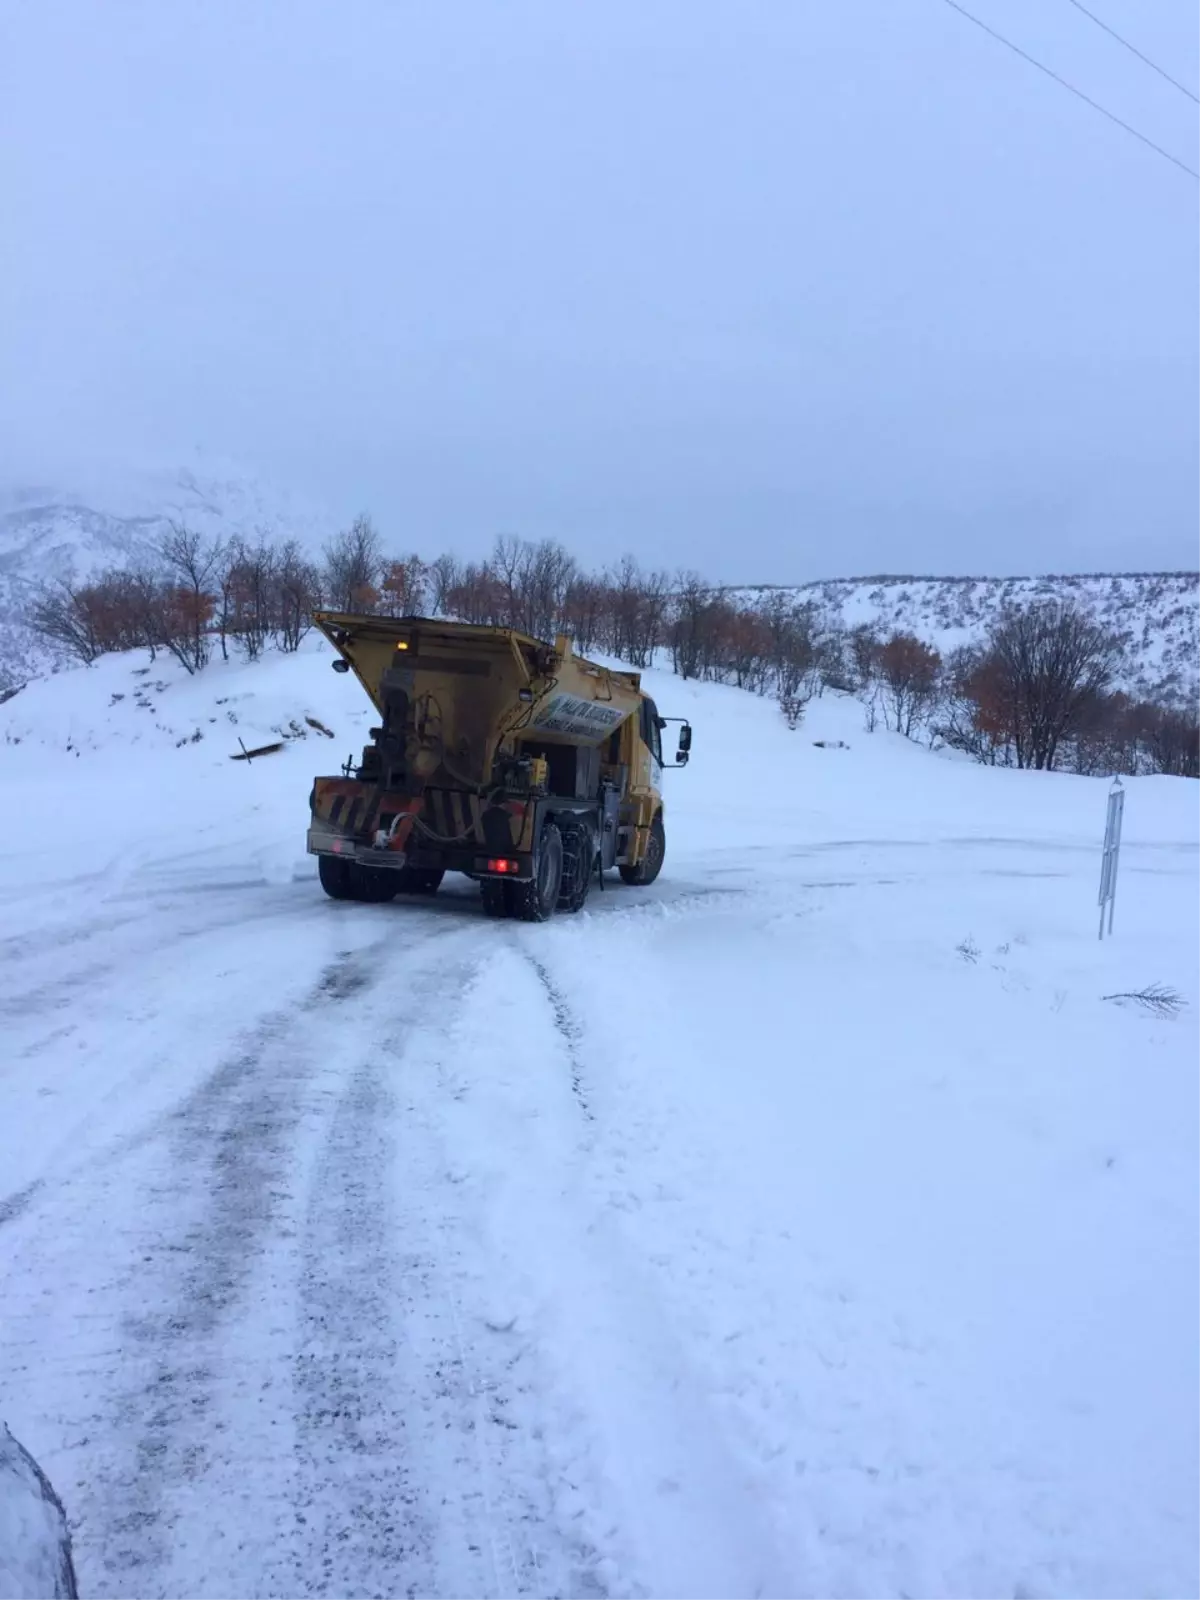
(353, 864, 398, 902)
(619, 812, 665, 886)
(318, 853, 356, 900)
(511, 822, 564, 923)
(394, 866, 444, 896)
(480, 878, 511, 918)
(557, 818, 594, 913)
(319, 854, 398, 903)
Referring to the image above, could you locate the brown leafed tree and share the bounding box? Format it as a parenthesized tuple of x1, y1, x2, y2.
(877, 632, 942, 739)
(157, 584, 216, 674)
(379, 556, 428, 617)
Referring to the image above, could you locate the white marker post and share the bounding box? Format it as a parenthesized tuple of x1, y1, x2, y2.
(1098, 778, 1125, 940)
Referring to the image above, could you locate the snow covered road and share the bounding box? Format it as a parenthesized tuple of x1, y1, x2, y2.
(1, 878, 794, 1598)
(1, 645, 1196, 1599)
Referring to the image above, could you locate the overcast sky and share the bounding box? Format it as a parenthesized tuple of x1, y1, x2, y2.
(2, 0, 1196, 580)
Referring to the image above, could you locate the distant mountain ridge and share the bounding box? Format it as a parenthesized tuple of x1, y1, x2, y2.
(0, 467, 1195, 705)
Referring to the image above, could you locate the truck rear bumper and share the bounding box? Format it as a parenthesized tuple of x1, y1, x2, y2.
(307, 825, 534, 880)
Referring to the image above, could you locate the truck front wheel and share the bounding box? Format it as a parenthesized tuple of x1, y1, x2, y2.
(619, 812, 665, 887)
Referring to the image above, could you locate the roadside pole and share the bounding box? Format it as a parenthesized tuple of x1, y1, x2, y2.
(1098, 778, 1124, 940)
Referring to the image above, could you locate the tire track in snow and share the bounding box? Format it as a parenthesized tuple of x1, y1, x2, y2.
(288, 968, 471, 1600)
(287, 944, 605, 1600)
(525, 956, 593, 1124)
(66, 933, 431, 1596)
(0, 1177, 43, 1227)
(496, 947, 800, 1600)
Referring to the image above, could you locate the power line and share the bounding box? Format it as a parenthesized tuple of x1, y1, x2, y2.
(1061, 0, 1199, 106)
(939, 0, 1199, 181)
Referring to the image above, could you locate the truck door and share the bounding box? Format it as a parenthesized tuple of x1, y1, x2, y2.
(641, 697, 664, 793)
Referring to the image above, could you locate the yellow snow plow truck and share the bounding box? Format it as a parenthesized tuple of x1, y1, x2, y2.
(307, 612, 692, 920)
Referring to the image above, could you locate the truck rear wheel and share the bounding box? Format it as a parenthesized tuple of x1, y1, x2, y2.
(318, 854, 356, 900)
(557, 819, 594, 913)
(619, 812, 665, 887)
(318, 854, 397, 903)
(511, 822, 563, 922)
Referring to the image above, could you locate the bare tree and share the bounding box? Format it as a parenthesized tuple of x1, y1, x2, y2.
(560, 574, 605, 654)
(845, 623, 880, 694)
(226, 538, 279, 660)
(490, 534, 527, 629)
(276, 540, 322, 651)
(446, 560, 501, 625)
(1143, 704, 1200, 778)
(595, 556, 670, 669)
(986, 601, 1122, 770)
(158, 522, 222, 671)
(761, 595, 825, 703)
(323, 514, 383, 612)
(520, 539, 577, 640)
(213, 539, 241, 662)
(28, 580, 106, 664)
(122, 566, 164, 661)
(667, 572, 709, 679)
(637, 567, 672, 667)
(426, 552, 460, 617)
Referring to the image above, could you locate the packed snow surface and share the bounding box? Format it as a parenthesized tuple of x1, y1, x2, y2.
(1, 638, 1196, 1599)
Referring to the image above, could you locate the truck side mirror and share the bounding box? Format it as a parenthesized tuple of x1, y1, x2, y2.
(657, 716, 692, 767)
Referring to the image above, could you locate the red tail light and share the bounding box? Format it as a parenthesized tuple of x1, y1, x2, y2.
(486, 858, 518, 874)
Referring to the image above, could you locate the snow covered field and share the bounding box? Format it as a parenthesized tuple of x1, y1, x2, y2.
(1, 638, 1196, 1599)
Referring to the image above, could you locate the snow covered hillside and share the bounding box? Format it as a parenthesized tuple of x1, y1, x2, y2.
(0, 464, 337, 686)
(728, 572, 1199, 706)
(0, 639, 1196, 1599)
(2, 463, 1196, 709)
